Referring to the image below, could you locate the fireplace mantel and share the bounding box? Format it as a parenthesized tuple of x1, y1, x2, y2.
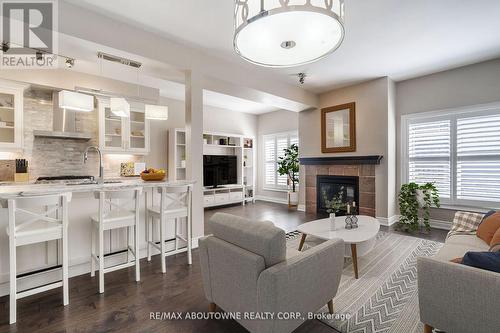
(300, 155, 383, 165)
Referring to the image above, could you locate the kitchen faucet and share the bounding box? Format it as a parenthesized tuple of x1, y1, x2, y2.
(83, 146, 104, 183)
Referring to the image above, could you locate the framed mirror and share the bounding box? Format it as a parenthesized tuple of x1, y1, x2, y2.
(321, 102, 356, 153)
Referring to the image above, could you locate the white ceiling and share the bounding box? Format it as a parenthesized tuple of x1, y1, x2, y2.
(64, 0, 500, 93)
(57, 34, 279, 115)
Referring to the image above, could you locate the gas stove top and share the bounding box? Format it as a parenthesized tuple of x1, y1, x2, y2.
(35, 175, 96, 185)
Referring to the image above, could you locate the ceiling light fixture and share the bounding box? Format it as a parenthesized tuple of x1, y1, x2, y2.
(58, 90, 94, 112)
(234, 0, 345, 67)
(110, 97, 130, 118)
(145, 104, 169, 120)
(65, 58, 75, 68)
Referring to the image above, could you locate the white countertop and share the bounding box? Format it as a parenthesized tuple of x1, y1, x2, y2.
(0, 178, 195, 198)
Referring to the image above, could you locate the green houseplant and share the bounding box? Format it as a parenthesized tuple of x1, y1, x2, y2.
(397, 182, 440, 232)
(277, 144, 299, 206)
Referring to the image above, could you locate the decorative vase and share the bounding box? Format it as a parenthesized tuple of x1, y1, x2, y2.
(329, 213, 336, 231)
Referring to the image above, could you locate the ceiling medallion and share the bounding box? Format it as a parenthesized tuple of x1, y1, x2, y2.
(234, 0, 345, 68)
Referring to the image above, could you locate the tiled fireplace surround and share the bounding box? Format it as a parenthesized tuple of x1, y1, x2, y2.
(303, 156, 382, 217)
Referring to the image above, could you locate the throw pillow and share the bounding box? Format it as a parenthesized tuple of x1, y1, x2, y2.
(477, 212, 500, 244)
(482, 210, 497, 223)
(490, 243, 500, 252)
(461, 251, 500, 273)
(489, 227, 500, 252)
(447, 211, 484, 239)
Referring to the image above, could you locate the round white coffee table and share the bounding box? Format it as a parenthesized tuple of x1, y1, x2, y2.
(296, 216, 380, 279)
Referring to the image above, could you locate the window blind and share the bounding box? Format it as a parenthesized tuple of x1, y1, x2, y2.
(408, 120, 451, 198)
(265, 136, 276, 186)
(457, 114, 500, 202)
(263, 132, 298, 189)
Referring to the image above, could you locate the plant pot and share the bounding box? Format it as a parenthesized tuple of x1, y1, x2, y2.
(288, 191, 299, 206)
(416, 189, 427, 207)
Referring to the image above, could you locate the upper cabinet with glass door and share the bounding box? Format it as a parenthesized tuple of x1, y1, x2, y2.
(0, 80, 26, 150)
(128, 101, 149, 153)
(98, 98, 150, 154)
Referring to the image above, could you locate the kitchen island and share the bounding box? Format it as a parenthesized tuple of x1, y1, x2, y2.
(0, 178, 195, 297)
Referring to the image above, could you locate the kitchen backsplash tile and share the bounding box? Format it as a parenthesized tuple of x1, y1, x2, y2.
(16, 92, 143, 180)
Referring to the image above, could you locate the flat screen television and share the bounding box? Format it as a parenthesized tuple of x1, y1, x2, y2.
(203, 155, 238, 188)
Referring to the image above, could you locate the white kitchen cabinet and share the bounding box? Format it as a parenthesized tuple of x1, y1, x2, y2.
(0, 80, 27, 150)
(98, 98, 150, 154)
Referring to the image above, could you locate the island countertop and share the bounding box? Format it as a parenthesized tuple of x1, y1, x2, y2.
(0, 178, 195, 198)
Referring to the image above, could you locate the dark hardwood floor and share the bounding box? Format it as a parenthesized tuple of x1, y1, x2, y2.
(0, 201, 447, 333)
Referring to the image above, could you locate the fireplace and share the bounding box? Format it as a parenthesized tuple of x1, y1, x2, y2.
(302, 156, 381, 217)
(316, 175, 359, 216)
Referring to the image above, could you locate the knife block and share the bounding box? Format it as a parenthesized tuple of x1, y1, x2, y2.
(14, 173, 29, 182)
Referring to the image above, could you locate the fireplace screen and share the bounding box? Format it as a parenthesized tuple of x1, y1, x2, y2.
(317, 175, 359, 216)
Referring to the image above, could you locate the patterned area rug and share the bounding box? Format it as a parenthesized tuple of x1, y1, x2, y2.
(286, 231, 443, 333)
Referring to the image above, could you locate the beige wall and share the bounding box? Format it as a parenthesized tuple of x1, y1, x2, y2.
(256, 110, 299, 202)
(396, 58, 500, 222)
(298, 77, 396, 218)
(204, 106, 258, 137)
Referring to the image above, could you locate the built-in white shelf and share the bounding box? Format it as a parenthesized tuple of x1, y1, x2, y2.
(204, 144, 242, 148)
(169, 129, 256, 207)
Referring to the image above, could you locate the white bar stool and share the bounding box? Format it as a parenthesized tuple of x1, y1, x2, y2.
(5, 192, 72, 325)
(90, 188, 142, 294)
(145, 185, 192, 273)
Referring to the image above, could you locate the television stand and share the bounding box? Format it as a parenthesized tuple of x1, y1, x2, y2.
(203, 185, 246, 208)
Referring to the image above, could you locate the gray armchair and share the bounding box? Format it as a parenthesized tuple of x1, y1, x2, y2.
(199, 213, 345, 333)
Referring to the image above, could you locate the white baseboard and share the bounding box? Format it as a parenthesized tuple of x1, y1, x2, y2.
(376, 215, 399, 226)
(382, 215, 452, 230)
(0, 237, 201, 297)
(255, 195, 288, 205)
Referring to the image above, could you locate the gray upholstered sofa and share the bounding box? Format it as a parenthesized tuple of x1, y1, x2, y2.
(199, 212, 345, 333)
(417, 233, 500, 333)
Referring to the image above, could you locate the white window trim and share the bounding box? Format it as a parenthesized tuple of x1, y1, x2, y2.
(262, 130, 298, 191)
(401, 101, 500, 210)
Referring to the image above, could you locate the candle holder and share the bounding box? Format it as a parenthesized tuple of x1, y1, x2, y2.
(345, 206, 359, 229)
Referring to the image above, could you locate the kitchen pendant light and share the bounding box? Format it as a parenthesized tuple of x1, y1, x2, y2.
(234, 0, 345, 67)
(58, 90, 94, 112)
(145, 104, 169, 120)
(110, 97, 130, 118)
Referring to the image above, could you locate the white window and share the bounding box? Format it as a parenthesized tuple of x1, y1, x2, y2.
(263, 132, 298, 190)
(402, 102, 500, 207)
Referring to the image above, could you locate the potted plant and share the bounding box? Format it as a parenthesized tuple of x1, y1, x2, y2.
(277, 144, 299, 206)
(322, 186, 345, 231)
(397, 182, 440, 233)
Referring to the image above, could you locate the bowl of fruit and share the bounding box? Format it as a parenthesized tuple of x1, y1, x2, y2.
(140, 168, 166, 181)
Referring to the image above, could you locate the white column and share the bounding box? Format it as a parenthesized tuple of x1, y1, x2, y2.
(185, 70, 204, 241)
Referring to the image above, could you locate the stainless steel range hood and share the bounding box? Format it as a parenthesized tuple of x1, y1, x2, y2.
(33, 92, 93, 140)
